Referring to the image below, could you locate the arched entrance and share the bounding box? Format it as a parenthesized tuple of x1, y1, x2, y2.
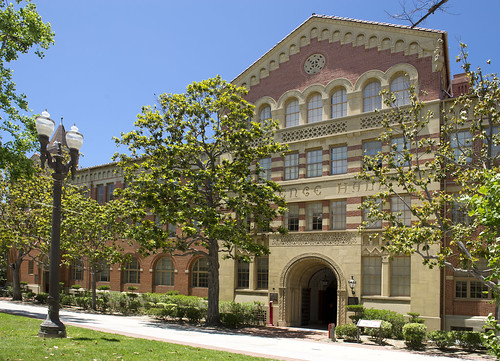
(279, 254, 348, 328)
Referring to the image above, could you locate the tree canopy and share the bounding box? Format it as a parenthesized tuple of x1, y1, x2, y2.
(0, 0, 54, 179)
(114, 76, 287, 325)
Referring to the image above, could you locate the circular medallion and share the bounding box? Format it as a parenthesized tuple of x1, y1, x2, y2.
(304, 54, 325, 74)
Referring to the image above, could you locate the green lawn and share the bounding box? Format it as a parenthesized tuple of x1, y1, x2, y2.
(0, 313, 275, 361)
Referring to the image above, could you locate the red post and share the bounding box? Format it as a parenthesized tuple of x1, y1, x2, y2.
(268, 300, 274, 326)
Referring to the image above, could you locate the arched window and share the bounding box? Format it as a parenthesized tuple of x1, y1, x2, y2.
(331, 88, 347, 119)
(390, 75, 410, 106)
(71, 259, 83, 281)
(285, 99, 299, 127)
(363, 81, 381, 112)
(259, 105, 271, 122)
(307, 94, 323, 123)
(122, 256, 140, 284)
(191, 257, 208, 288)
(155, 257, 174, 286)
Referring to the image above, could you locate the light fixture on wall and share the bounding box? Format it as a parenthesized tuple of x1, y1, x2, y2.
(348, 276, 356, 295)
(321, 275, 329, 290)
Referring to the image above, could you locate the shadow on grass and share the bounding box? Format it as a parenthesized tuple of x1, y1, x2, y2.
(100, 337, 120, 342)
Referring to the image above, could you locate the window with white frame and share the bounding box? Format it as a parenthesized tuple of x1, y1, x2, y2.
(237, 260, 250, 288)
(455, 279, 490, 299)
(330, 200, 346, 230)
(391, 137, 411, 167)
(285, 204, 299, 231)
(331, 145, 347, 174)
(307, 94, 323, 123)
(155, 257, 174, 286)
(285, 99, 299, 127)
(331, 88, 347, 119)
(259, 105, 271, 122)
(363, 140, 382, 170)
(306, 202, 323, 231)
(256, 257, 269, 289)
(362, 257, 381, 295)
(192, 257, 208, 288)
(284, 153, 299, 180)
(306, 149, 323, 177)
(390, 75, 410, 106)
(122, 257, 140, 284)
(391, 196, 411, 226)
(258, 157, 272, 182)
(391, 257, 411, 296)
(450, 130, 472, 163)
(363, 81, 381, 112)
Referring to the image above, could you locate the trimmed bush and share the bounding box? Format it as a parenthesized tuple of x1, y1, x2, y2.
(97, 285, 110, 291)
(407, 312, 425, 324)
(336, 323, 358, 341)
(347, 305, 364, 324)
(454, 331, 483, 352)
(219, 301, 266, 328)
(34, 292, 48, 304)
(402, 323, 427, 349)
(428, 330, 453, 350)
(363, 308, 405, 339)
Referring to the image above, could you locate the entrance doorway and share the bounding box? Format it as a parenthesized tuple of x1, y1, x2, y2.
(301, 268, 337, 327)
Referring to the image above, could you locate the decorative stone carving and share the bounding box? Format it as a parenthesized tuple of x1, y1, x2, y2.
(304, 54, 326, 75)
(270, 232, 357, 247)
(280, 120, 346, 143)
(433, 38, 444, 72)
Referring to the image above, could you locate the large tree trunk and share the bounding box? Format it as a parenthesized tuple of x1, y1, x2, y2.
(10, 256, 22, 301)
(205, 239, 220, 326)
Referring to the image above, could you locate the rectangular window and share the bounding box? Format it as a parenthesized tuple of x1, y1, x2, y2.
(391, 196, 411, 226)
(106, 183, 114, 202)
(363, 140, 382, 170)
(256, 257, 269, 289)
(285, 204, 299, 232)
(330, 145, 347, 175)
(284, 153, 299, 180)
(455, 280, 468, 298)
(168, 223, 177, 236)
(306, 202, 323, 231)
(363, 199, 382, 229)
(450, 130, 472, 163)
(470, 281, 489, 299)
(306, 149, 322, 178)
(330, 200, 346, 230)
(451, 199, 470, 225)
(28, 260, 34, 275)
(237, 260, 250, 288)
(258, 157, 272, 182)
(391, 137, 411, 167)
(362, 257, 381, 295)
(391, 257, 411, 296)
(96, 185, 104, 205)
(98, 268, 110, 282)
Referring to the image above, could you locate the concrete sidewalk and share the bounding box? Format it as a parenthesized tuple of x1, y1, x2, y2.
(0, 300, 476, 361)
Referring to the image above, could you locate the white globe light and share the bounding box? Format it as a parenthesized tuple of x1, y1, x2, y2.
(65, 124, 84, 151)
(35, 111, 55, 138)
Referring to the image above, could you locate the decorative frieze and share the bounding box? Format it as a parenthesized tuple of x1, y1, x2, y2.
(279, 120, 347, 143)
(270, 232, 357, 247)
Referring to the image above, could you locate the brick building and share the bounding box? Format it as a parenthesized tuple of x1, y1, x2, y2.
(9, 15, 495, 331)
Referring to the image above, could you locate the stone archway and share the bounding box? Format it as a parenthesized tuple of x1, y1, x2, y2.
(278, 253, 348, 327)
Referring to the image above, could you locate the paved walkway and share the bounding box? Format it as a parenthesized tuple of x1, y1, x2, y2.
(0, 300, 484, 361)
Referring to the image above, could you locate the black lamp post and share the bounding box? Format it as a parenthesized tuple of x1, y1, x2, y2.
(36, 111, 83, 338)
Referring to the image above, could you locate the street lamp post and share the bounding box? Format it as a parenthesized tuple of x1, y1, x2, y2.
(36, 111, 83, 338)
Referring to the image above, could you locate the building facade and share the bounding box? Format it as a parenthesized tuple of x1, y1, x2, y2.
(9, 15, 495, 331)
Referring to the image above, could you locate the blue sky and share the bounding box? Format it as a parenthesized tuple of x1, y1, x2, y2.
(13, 0, 500, 168)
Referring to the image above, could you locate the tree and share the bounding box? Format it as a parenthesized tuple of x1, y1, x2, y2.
(0, 0, 54, 179)
(357, 45, 499, 316)
(0, 167, 54, 300)
(388, 0, 450, 28)
(114, 76, 287, 325)
(61, 194, 129, 310)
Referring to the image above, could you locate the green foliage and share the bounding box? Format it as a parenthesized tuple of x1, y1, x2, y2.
(97, 285, 110, 291)
(347, 305, 364, 324)
(407, 312, 425, 324)
(402, 323, 427, 349)
(483, 314, 500, 358)
(114, 76, 287, 325)
(335, 323, 358, 341)
(71, 284, 82, 290)
(34, 292, 48, 304)
(0, 0, 55, 179)
(427, 330, 454, 350)
(365, 320, 392, 342)
(363, 308, 405, 339)
(219, 301, 265, 328)
(454, 330, 484, 352)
